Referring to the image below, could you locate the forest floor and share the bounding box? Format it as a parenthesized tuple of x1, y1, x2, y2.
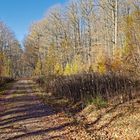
(0, 80, 140, 140)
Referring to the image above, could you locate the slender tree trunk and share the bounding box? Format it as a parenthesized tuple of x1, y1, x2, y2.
(113, 0, 118, 55)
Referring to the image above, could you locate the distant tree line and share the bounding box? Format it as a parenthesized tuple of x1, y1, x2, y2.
(0, 21, 23, 78)
(24, 0, 140, 78)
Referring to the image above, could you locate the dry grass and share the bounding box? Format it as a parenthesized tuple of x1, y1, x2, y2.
(36, 73, 139, 105)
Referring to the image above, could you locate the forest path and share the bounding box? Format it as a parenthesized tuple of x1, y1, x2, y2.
(0, 80, 87, 140)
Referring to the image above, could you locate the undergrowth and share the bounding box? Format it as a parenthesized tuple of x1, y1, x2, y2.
(86, 96, 108, 109)
(35, 73, 139, 106)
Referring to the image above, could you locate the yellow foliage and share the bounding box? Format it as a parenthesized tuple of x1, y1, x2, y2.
(54, 63, 63, 75)
(71, 61, 78, 74)
(71, 55, 83, 74)
(61, 39, 70, 49)
(122, 13, 140, 76)
(0, 52, 11, 76)
(63, 55, 84, 75)
(111, 48, 123, 72)
(98, 62, 106, 74)
(64, 63, 72, 75)
(44, 44, 60, 75)
(3, 59, 10, 77)
(0, 54, 4, 76)
(94, 49, 107, 74)
(34, 60, 42, 76)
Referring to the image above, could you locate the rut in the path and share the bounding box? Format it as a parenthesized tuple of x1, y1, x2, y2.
(0, 80, 86, 140)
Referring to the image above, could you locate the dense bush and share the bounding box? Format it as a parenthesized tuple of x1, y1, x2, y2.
(36, 73, 139, 104)
(0, 77, 14, 86)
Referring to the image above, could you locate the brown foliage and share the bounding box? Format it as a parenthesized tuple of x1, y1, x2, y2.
(36, 73, 139, 104)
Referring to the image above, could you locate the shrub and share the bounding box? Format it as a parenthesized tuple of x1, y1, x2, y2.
(87, 96, 108, 109)
(36, 73, 138, 104)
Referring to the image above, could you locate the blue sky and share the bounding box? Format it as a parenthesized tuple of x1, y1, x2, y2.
(0, 0, 66, 43)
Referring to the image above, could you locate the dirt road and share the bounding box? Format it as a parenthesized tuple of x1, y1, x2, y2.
(0, 80, 89, 140)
